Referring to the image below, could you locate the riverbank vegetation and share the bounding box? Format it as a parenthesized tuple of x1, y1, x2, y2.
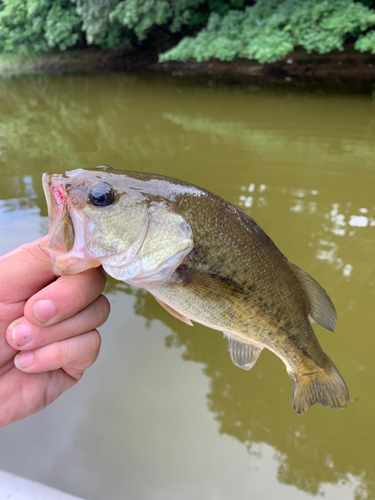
(1, 0, 375, 87)
(1, 0, 375, 62)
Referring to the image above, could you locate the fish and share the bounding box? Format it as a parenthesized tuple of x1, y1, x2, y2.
(42, 166, 349, 415)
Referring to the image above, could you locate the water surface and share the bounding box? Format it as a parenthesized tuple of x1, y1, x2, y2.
(0, 73, 374, 500)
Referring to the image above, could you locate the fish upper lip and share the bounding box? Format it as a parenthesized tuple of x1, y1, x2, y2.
(42, 172, 65, 217)
(43, 173, 70, 255)
(42, 172, 53, 212)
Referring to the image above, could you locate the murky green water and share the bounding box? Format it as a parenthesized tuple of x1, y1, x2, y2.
(0, 73, 375, 500)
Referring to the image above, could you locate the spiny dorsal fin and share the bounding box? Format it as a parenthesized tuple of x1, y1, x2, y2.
(224, 333, 263, 370)
(289, 262, 337, 332)
(153, 295, 194, 326)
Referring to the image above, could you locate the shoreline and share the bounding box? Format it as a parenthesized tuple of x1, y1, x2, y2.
(1, 46, 375, 93)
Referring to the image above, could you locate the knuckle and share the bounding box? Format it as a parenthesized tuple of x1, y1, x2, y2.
(88, 329, 101, 351)
(95, 295, 111, 324)
(55, 340, 66, 364)
(59, 269, 106, 305)
(85, 330, 101, 365)
(28, 243, 50, 264)
(81, 267, 106, 290)
(66, 330, 101, 371)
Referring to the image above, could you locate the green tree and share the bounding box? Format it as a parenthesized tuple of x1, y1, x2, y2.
(0, 0, 81, 53)
(74, 0, 206, 43)
(1, 0, 375, 62)
(160, 0, 375, 63)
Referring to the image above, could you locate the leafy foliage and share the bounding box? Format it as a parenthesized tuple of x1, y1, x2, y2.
(73, 0, 128, 47)
(160, 0, 375, 63)
(44, 2, 81, 50)
(75, 0, 205, 44)
(355, 29, 375, 53)
(0, 0, 81, 53)
(109, 0, 250, 40)
(1, 0, 375, 62)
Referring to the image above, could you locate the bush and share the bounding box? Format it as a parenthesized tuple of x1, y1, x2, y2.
(74, 0, 206, 45)
(160, 0, 375, 63)
(0, 0, 81, 53)
(73, 0, 128, 48)
(1, 0, 375, 61)
(44, 2, 81, 50)
(355, 29, 375, 53)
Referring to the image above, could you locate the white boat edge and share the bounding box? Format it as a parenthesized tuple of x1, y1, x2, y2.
(0, 469, 85, 500)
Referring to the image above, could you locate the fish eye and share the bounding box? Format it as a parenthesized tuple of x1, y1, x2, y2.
(88, 182, 115, 207)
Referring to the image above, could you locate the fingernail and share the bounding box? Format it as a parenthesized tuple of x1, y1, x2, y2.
(12, 323, 32, 347)
(33, 299, 56, 324)
(15, 351, 34, 370)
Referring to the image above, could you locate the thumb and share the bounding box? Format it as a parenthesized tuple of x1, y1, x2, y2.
(0, 236, 55, 304)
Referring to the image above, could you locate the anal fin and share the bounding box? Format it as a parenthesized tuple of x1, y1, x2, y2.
(153, 295, 193, 326)
(224, 333, 263, 370)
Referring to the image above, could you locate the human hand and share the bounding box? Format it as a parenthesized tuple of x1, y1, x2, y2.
(0, 236, 110, 427)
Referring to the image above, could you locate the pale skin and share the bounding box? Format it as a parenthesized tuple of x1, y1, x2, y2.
(0, 236, 110, 428)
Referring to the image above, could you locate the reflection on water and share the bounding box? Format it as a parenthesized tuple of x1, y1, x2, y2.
(163, 110, 375, 174)
(116, 284, 370, 499)
(239, 182, 375, 282)
(0, 73, 375, 500)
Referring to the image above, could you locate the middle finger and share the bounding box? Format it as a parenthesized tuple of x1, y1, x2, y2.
(6, 295, 110, 351)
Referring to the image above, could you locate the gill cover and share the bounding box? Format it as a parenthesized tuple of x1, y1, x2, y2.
(102, 203, 194, 289)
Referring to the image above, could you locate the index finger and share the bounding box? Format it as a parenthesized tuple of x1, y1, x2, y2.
(24, 267, 107, 327)
(0, 236, 55, 304)
(0, 236, 48, 262)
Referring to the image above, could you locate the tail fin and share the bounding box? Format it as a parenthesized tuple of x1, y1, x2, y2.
(292, 358, 349, 415)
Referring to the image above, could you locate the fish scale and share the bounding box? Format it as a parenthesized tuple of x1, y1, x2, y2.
(43, 166, 349, 415)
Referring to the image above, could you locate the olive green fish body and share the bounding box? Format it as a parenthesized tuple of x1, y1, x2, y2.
(42, 167, 349, 415)
(154, 186, 332, 362)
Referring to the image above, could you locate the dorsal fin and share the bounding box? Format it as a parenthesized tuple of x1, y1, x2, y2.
(224, 333, 263, 370)
(289, 262, 337, 332)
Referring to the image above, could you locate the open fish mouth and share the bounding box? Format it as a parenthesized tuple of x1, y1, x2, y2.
(42, 172, 101, 276)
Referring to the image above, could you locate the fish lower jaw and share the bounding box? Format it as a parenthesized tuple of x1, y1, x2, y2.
(51, 252, 101, 276)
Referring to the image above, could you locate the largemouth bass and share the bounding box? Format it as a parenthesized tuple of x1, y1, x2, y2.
(42, 166, 349, 415)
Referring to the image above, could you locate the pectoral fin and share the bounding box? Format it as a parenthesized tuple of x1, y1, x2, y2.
(175, 268, 244, 302)
(153, 295, 194, 326)
(224, 333, 263, 370)
(289, 262, 337, 332)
